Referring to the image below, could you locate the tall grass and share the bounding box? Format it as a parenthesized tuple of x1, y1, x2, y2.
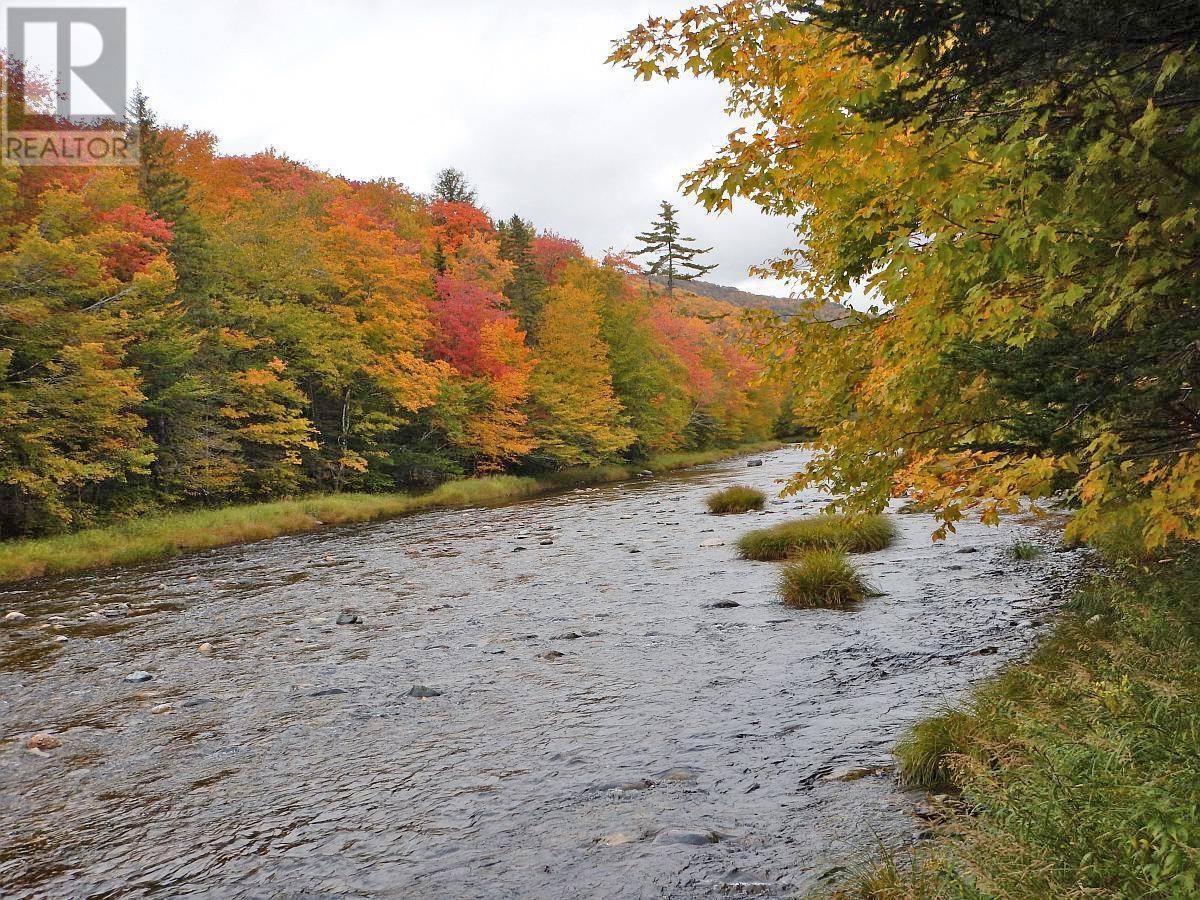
(737, 513, 896, 561)
(706, 485, 767, 514)
(860, 552, 1200, 898)
(778, 550, 872, 608)
(0, 441, 783, 584)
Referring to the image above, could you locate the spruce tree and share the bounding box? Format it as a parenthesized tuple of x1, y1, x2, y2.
(128, 90, 211, 305)
(496, 214, 546, 335)
(631, 201, 717, 295)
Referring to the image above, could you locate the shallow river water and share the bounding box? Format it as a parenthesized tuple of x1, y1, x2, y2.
(0, 448, 1082, 898)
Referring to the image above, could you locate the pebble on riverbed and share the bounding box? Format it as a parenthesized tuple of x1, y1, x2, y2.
(336, 613, 361, 625)
(26, 733, 62, 751)
(4, 610, 28, 622)
(407, 684, 442, 698)
(123, 670, 153, 683)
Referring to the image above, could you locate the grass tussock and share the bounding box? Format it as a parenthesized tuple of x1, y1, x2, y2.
(778, 549, 872, 608)
(706, 484, 767, 514)
(737, 513, 896, 561)
(860, 551, 1200, 898)
(0, 442, 782, 585)
(830, 848, 952, 900)
(1009, 540, 1042, 561)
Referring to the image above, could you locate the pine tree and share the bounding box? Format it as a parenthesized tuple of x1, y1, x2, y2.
(631, 201, 717, 295)
(496, 215, 546, 334)
(432, 167, 477, 205)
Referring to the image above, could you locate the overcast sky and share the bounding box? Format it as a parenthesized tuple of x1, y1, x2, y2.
(19, 0, 807, 296)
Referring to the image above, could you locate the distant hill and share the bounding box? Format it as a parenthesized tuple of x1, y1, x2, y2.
(647, 276, 847, 322)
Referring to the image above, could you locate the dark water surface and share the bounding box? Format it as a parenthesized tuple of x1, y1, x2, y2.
(0, 448, 1080, 898)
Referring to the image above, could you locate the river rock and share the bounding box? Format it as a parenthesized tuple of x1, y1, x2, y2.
(597, 831, 639, 847)
(151, 703, 172, 714)
(654, 827, 720, 846)
(4, 611, 28, 622)
(26, 733, 62, 751)
(821, 763, 892, 782)
(336, 613, 361, 625)
(551, 631, 581, 640)
(700, 538, 725, 548)
(407, 684, 442, 698)
(540, 539, 554, 546)
(656, 767, 699, 782)
(512, 546, 527, 552)
(310, 688, 348, 697)
(711, 600, 740, 609)
(956, 547, 979, 554)
(197, 642, 214, 655)
(53, 635, 68, 643)
(538, 650, 565, 661)
(124, 670, 153, 683)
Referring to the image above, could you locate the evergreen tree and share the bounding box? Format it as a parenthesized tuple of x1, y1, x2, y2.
(631, 201, 717, 295)
(431, 167, 477, 204)
(128, 90, 211, 304)
(496, 215, 546, 334)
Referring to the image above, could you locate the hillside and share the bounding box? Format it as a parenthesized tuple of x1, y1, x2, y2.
(648, 276, 847, 321)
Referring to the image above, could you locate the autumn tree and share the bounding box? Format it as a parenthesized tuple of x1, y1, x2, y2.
(632, 201, 716, 295)
(530, 280, 634, 466)
(612, 1, 1200, 548)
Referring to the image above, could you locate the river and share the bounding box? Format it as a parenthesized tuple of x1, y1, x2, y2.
(0, 447, 1080, 898)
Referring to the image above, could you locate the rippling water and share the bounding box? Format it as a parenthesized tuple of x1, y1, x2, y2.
(0, 448, 1080, 898)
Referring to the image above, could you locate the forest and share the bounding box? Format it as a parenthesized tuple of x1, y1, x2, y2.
(0, 86, 783, 539)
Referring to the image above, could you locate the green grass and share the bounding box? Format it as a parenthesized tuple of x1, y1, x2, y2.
(0, 441, 782, 584)
(706, 484, 767, 514)
(852, 550, 1200, 898)
(736, 513, 896, 561)
(1009, 540, 1042, 560)
(778, 549, 872, 608)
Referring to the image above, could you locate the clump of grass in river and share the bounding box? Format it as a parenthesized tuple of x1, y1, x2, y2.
(1010, 540, 1043, 561)
(736, 513, 896, 561)
(777, 549, 873, 608)
(706, 485, 767, 514)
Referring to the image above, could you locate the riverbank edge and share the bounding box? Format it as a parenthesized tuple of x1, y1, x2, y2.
(0, 441, 784, 586)
(831, 549, 1200, 898)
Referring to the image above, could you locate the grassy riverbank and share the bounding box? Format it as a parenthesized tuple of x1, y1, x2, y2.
(837, 547, 1200, 898)
(0, 442, 781, 585)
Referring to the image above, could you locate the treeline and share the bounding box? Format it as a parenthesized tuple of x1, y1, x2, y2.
(0, 91, 781, 538)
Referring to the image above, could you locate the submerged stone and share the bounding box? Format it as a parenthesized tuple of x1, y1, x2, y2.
(26, 733, 62, 751)
(336, 613, 361, 625)
(654, 827, 720, 846)
(407, 684, 442, 698)
(124, 670, 153, 683)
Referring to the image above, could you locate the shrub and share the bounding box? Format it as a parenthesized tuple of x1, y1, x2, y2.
(706, 484, 767, 514)
(778, 550, 872, 608)
(737, 513, 896, 560)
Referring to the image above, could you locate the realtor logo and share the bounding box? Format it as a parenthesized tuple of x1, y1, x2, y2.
(2, 6, 136, 165)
